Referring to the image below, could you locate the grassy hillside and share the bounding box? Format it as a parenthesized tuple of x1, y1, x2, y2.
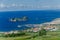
(0, 31, 60, 40)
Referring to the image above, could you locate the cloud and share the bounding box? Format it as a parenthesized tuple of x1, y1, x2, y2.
(0, 3, 60, 10)
(0, 3, 25, 9)
(0, 3, 6, 8)
(12, 4, 16, 7)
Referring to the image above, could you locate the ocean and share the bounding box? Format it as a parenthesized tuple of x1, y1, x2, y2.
(0, 10, 60, 32)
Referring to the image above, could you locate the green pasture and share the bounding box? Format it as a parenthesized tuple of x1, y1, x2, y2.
(0, 31, 60, 40)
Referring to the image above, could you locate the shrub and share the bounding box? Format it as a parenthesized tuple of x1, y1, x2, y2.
(39, 28, 47, 36)
(4, 32, 25, 37)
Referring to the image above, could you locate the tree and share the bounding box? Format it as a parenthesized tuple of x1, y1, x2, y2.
(39, 28, 47, 36)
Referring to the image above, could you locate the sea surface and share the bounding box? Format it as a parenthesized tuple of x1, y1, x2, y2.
(0, 10, 60, 32)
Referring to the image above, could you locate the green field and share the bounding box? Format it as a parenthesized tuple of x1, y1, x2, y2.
(0, 31, 60, 40)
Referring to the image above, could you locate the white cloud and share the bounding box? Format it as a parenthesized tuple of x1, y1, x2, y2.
(0, 3, 6, 8)
(0, 3, 25, 9)
(12, 4, 16, 6)
(0, 3, 60, 10)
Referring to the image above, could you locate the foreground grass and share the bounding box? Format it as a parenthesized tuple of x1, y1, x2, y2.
(0, 31, 60, 40)
(0, 36, 31, 40)
(0, 36, 60, 40)
(29, 31, 60, 40)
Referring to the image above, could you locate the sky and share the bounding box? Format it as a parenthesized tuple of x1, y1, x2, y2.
(0, 0, 60, 11)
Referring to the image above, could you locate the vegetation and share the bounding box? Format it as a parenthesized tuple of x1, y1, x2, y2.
(0, 30, 60, 40)
(39, 28, 47, 36)
(4, 32, 25, 37)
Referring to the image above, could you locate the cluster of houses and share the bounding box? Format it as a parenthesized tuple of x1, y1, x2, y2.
(4, 24, 58, 34)
(0, 23, 58, 37)
(26, 24, 58, 32)
(4, 30, 19, 35)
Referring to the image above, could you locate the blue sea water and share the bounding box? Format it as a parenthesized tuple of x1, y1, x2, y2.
(0, 10, 60, 32)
